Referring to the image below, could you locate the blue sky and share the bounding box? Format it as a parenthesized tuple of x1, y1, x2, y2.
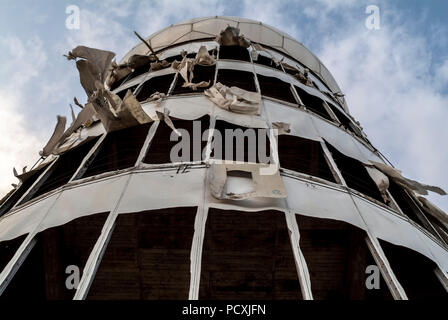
(0, 0, 447, 212)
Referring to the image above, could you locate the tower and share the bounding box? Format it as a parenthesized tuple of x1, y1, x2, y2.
(0, 16, 446, 300)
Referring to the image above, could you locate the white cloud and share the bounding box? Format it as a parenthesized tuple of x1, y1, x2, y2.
(64, 7, 135, 60)
(240, 0, 301, 40)
(135, 0, 226, 40)
(435, 59, 448, 86)
(0, 35, 49, 196)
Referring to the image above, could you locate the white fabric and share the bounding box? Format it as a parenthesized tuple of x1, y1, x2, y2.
(117, 169, 206, 213)
(0, 194, 58, 242)
(264, 100, 321, 141)
(254, 64, 291, 83)
(283, 176, 367, 230)
(311, 115, 382, 164)
(37, 174, 129, 234)
(217, 60, 254, 73)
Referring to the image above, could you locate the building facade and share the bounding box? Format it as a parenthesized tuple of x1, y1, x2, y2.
(0, 16, 447, 300)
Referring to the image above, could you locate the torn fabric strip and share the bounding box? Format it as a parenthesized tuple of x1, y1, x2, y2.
(204, 82, 261, 115)
(40, 115, 67, 156)
(417, 196, 448, 228)
(194, 45, 216, 66)
(105, 61, 132, 88)
(90, 89, 152, 132)
(14, 156, 56, 183)
(272, 122, 291, 135)
(66, 46, 115, 96)
(150, 59, 171, 71)
(365, 165, 390, 203)
(216, 26, 251, 48)
(173, 56, 211, 90)
(153, 110, 181, 137)
(370, 161, 446, 196)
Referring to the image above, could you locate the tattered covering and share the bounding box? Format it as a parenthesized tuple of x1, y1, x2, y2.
(370, 161, 446, 196)
(106, 48, 159, 87)
(89, 89, 152, 132)
(205, 82, 261, 115)
(365, 165, 390, 203)
(14, 155, 56, 183)
(215, 26, 250, 48)
(272, 122, 291, 135)
(66, 46, 115, 96)
(40, 116, 67, 157)
(106, 53, 156, 88)
(171, 45, 215, 90)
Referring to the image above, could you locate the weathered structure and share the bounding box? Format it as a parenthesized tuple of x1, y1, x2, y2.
(0, 17, 447, 300)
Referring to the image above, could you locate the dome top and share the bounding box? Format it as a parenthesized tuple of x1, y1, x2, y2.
(122, 16, 345, 108)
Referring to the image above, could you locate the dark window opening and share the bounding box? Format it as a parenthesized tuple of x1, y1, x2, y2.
(324, 92, 342, 106)
(81, 124, 151, 178)
(326, 143, 384, 203)
(327, 104, 360, 136)
(0, 234, 27, 274)
(19, 138, 100, 205)
(380, 239, 447, 299)
(257, 74, 297, 104)
(0, 213, 108, 300)
(296, 215, 393, 300)
(171, 65, 215, 95)
(284, 64, 299, 76)
(0, 166, 47, 217)
(216, 69, 257, 92)
(135, 74, 175, 102)
(208, 48, 218, 58)
(278, 135, 336, 183)
(218, 45, 250, 62)
(294, 85, 333, 121)
(253, 55, 283, 70)
(143, 116, 210, 164)
(87, 207, 197, 300)
(211, 120, 271, 164)
(200, 209, 302, 300)
(116, 85, 138, 100)
(388, 181, 441, 239)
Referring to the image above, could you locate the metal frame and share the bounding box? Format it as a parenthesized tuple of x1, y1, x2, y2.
(188, 205, 209, 300)
(0, 236, 37, 295)
(73, 174, 133, 300)
(321, 140, 408, 300)
(284, 210, 313, 300)
(69, 133, 107, 182)
(11, 157, 59, 210)
(365, 234, 408, 299)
